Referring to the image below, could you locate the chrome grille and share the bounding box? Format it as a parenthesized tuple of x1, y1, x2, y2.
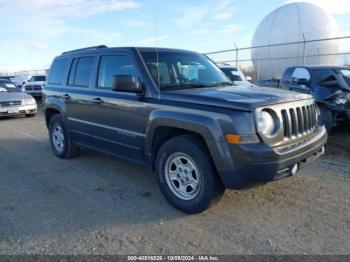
(281, 102, 317, 140)
(0, 101, 22, 107)
(25, 85, 33, 90)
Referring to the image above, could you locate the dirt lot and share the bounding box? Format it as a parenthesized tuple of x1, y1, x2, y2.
(0, 103, 349, 255)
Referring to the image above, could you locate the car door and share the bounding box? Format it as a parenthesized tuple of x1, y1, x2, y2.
(88, 52, 149, 163)
(63, 55, 97, 145)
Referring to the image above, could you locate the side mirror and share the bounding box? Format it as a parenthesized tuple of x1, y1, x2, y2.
(297, 78, 310, 86)
(246, 76, 252, 81)
(112, 75, 143, 94)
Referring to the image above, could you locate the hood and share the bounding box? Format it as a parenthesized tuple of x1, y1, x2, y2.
(0, 92, 32, 102)
(161, 85, 312, 111)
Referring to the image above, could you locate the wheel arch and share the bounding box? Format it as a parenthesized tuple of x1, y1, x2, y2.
(145, 110, 234, 180)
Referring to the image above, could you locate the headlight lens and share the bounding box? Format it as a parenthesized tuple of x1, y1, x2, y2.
(256, 110, 275, 136)
(22, 98, 36, 105)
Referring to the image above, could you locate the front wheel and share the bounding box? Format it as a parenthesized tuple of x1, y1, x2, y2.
(156, 135, 224, 214)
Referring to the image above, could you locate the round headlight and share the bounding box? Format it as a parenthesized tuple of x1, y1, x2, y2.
(256, 110, 275, 136)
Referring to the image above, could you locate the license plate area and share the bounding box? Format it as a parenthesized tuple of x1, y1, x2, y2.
(8, 108, 19, 114)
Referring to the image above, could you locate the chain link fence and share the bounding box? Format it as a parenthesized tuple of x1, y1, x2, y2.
(205, 35, 350, 82)
(0, 69, 48, 78)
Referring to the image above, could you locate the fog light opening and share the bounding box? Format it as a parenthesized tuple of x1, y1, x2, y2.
(290, 163, 299, 176)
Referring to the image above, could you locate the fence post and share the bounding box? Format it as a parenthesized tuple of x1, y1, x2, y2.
(234, 43, 238, 68)
(302, 33, 306, 65)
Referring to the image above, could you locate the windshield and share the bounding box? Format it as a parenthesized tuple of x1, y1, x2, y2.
(0, 80, 18, 92)
(341, 69, 350, 86)
(141, 51, 231, 90)
(29, 75, 46, 82)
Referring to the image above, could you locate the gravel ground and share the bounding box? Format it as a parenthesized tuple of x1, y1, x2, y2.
(0, 103, 349, 255)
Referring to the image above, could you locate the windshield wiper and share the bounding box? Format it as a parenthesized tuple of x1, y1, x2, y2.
(161, 84, 209, 90)
(209, 81, 235, 87)
(160, 81, 235, 91)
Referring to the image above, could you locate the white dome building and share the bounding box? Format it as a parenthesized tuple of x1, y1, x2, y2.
(251, 2, 339, 80)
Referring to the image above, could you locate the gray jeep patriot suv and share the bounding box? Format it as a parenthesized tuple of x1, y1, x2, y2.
(44, 46, 327, 214)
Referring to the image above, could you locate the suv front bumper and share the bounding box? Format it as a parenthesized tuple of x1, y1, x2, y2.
(218, 126, 327, 189)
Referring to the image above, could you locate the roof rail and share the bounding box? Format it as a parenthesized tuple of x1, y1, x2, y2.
(62, 45, 108, 55)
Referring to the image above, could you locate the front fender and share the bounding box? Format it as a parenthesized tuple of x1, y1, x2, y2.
(145, 109, 236, 176)
(44, 97, 67, 124)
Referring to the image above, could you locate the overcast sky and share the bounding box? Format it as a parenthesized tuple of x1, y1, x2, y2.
(0, 0, 349, 72)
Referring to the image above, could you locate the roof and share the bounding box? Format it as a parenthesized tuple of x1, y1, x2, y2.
(59, 45, 198, 57)
(287, 65, 350, 70)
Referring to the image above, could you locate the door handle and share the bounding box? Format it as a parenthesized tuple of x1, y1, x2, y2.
(62, 94, 71, 100)
(92, 97, 104, 104)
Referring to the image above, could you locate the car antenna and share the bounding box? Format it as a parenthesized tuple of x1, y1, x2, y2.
(153, 4, 161, 101)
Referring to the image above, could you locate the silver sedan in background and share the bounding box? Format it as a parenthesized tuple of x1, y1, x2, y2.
(0, 89, 37, 117)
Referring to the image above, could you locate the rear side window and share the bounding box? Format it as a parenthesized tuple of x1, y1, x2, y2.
(68, 57, 94, 87)
(97, 55, 137, 89)
(48, 59, 68, 85)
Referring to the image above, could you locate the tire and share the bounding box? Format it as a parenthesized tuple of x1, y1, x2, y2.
(49, 114, 79, 159)
(319, 106, 333, 134)
(156, 135, 224, 214)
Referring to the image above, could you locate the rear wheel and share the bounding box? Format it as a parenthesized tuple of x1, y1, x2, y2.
(49, 114, 79, 159)
(156, 135, 224, 214)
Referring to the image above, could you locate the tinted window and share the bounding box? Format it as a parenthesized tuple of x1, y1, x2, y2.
(29, 76, 46, 82)
(68, 59, 79, 86)
(98, 55, 137, 89)
(48, 59, 68, 85)
(292, 68, 311, 83)
(73, 57, 94, 87)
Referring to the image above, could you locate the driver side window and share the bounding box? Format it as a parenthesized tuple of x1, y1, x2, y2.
(292, 68, 311, 84)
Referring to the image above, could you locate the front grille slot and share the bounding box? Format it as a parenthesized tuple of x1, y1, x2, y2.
(289, 108, 297, 137)
(281, 101, 317, 141)
(0, 101, 22, 107)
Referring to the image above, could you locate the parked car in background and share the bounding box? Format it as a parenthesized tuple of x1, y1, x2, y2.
(218, 64, 252, 86)
(12, 75, 29, 88)
(0, 78, 22, 92)
(255, 79, 280, 88)
(279, 65, 350, 133)
(0, 91, 37, 117)
(44, 46, 326, 214)
(0, 76, 15, 81)
(22, 75, 46, 98)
